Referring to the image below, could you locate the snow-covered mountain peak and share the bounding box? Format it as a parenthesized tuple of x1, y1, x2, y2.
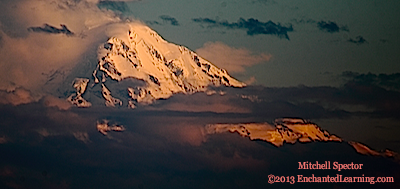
(69, 23, 245, 108)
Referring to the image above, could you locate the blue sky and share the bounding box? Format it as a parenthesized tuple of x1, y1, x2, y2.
(101, 0, 400, 87)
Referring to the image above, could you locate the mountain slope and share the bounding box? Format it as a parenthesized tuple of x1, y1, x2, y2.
(206, 118, 342, 147)
(69, 23, 245, 108)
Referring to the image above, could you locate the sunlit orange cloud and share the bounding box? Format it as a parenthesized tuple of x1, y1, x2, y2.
(196, 41, 271, 73)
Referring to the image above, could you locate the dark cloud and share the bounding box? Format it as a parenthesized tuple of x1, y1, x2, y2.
(246, 80, 400, 120)
(251, 0, 276, 5)
(192, 17, 293, 40)
(132, 71, 400, 121)
(291, 18, 317, 24)
(347, 36, 368, 45)
(97, 0, 130, 13)
(159, 15, 180, 26)
(380, 39, 388, 43)
(27, 24, 74, 36)
(146, 20, 161, 25)
(317, 20, 349, 33)
(147, 15, 180, 26)
(342, 72, 400, 91)
(1, 100, 400, 188)
(1, 73, 400, 189)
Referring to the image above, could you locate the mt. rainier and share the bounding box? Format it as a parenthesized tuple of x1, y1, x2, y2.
(68, 23, 245, 108)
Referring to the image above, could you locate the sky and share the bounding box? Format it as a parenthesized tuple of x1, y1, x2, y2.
(114, 0, 400, 87)
(1, 0, 400, 188)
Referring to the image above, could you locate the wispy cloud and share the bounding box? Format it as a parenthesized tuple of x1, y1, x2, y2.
(192, 17, 294, 39)
(42, 95, 72, 110)
(27, 24, 74, 36)
(159, 15, 180, 26)
(147, 15, 180, 26)
(97, 120, 125, 135)
(73, 132, 91, 143)
(97, 0, 131, 13)
(195, 41, 271, 73)
(0, 88, 37, 106)
(347, 36, 368, 45)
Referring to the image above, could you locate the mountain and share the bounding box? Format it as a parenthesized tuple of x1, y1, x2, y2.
(206, 118, 342, 147)
(207, 117, 400, 160)
(68, 23, 245, 108)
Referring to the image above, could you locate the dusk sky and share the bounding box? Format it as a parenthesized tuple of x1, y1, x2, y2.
(117, 0, 400, 87)
(0, 0, 400, 188)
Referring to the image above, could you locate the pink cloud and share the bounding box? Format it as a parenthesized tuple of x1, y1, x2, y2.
(0, 88, 37, 105)
(196, 41, 271, 73)
(42, 95, 72, 110)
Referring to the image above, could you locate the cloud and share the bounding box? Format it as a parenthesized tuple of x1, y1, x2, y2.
(0, 136, 8, 144)
(195, 41, 271, 73)
(153, 123, 206, 146)
(98, 0, 131, 13)
(317, 20, 349, 33)
(242, 83, 400, 119)
(342, 71, 400, 91)
(97, 120, 125, 135)
(73, 132, 91, 143)
(347, 36, 368, 45)
(251, 0, 276, 5)
(291, 18, 317, 24)
(0, 0, 121, 93)
(147, 92, 251, 113)
(27, 24, 74, 36)
(0, 88, 37, 106)
(146, 20, 161, 25)
(159, 15, 180, 26)
(42, 95, 72, 110)
(147, 15, 180, 26)
(244, 76, 257, 85)
(192, 17, 293, 39)
(1, 88, 400, 187)
(129, 70, 400, 120)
